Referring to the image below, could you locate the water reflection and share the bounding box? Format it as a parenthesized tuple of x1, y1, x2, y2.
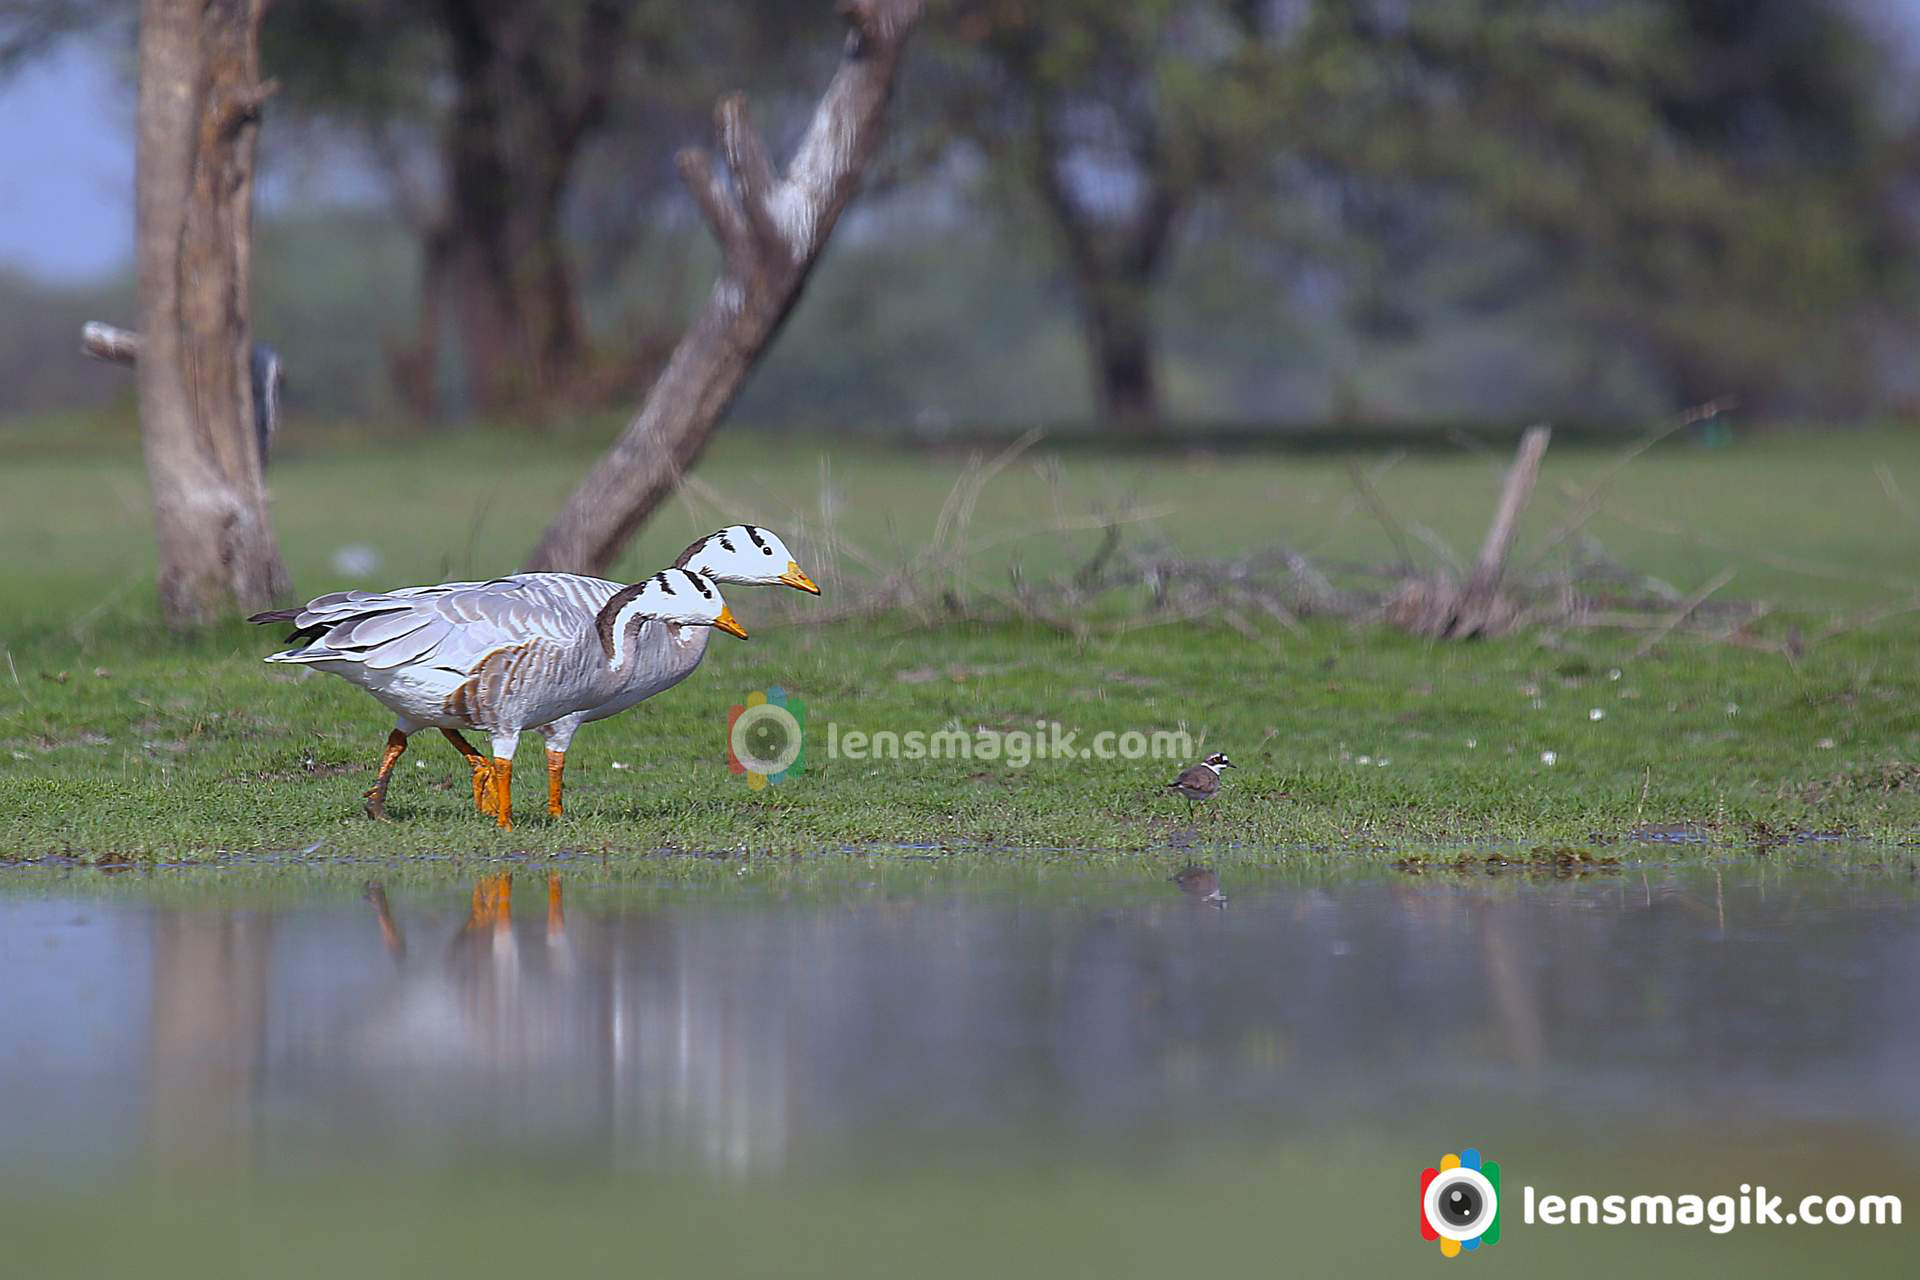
(0, 865, 1916, 1184)
(1171, 865, 1226, 905)
(147, 912, 272, 1176)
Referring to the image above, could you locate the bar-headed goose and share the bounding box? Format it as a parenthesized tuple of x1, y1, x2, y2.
(252, 526, 820, 827)
(253, 568, 745, 830)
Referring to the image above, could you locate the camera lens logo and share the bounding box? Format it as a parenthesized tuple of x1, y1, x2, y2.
(727, 686, 804, 790)
(1419, 1148, 1501, 1258)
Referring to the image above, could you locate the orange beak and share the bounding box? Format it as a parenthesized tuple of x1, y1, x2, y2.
(712, 605, 749, 640)
(779, 562, 821, 595)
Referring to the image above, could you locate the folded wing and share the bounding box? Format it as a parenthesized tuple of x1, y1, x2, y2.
(258, 573, 625, 673)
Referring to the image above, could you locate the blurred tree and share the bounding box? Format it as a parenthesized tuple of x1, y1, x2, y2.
(927, 0, 1908, 426)
(1312, 0, 1906, 414)
(261, 1, 829, 422)
(6, 0, 1909, 429)
(930, 1, 1265, 433)
(264, 1, 630, 419)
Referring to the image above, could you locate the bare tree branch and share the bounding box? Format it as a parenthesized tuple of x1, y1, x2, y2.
(83, 319, 283, 463)
(716, 93, 784, 251)
(525, 0, 924, 576)
(1464, 424, 1551, 601)
(675, 147, 752, 269)
(81, 321, 142, 367)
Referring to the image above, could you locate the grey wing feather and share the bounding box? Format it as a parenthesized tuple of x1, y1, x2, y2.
(360, 617, 456, 670)
(326, 609, 433, 650)
(294, 582, 482, 628)
(271, 573, 624, 672)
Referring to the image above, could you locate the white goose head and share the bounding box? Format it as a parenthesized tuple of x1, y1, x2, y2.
(674, 525, 820, 594)
(596, 569, 747, 668)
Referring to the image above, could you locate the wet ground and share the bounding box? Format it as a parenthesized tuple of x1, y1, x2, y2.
(1, 855, 1915, 1275)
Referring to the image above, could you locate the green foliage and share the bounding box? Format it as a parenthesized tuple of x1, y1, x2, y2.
(1328, 0, 1907, 410)
(906, 0, 1916, 422)
(3, 1, 1911, 426)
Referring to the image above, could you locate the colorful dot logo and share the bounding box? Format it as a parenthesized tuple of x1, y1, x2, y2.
(1420, 1148, 1501, 1257)
(727, 687, 805, 790)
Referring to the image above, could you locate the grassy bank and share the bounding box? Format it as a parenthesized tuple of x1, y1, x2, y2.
(3, 419, 1919, 858)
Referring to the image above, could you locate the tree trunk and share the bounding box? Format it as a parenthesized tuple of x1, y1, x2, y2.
(442, 4, 534, 416)
(135, 0, 289, 627)
(525, 0, 924, 575)
(436, 0, 605, 418)
(1075, 266, 1161, 434)
(388, 224, 451, 421)
(1033, 138, 1178, 437)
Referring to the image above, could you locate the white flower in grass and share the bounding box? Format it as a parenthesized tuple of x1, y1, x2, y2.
(1541, 750, 1558, 766)
(1589, 708, 1605, 721)
(611, 761, 630, 771)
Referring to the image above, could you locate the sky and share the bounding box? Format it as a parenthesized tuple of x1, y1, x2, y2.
(0, 40, 135, 282)
(5, 4, 1920, 285)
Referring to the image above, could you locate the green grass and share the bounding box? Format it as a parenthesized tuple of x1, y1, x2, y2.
(4, 416, 1920, 858)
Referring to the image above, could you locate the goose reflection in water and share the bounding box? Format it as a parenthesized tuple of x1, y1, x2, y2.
(351, 874, 576, 1068)
(314, 873, 789, 1177)
(104, 867, 1917, 1193)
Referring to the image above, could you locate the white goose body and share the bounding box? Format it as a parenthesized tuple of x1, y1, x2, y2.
(263, 572, 699, 738)
(251, 526, 818, 827)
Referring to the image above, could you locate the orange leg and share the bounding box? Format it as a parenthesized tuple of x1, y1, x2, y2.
(491, 756, 514, 831)
(464, 873, 513, 933)
(494, 873, 512, 929)
(440, 728, 493, 812)
(546, 749, 567, 818)
(363, 881, 407, 961)
(364, 729, 409, 820)
(546, 873, 565, 942)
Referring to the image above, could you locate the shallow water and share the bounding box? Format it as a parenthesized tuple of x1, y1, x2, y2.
(2, 856, 1916, 1275)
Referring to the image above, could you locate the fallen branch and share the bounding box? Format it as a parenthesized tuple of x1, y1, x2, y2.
(641, 406, 1899, 661)
(1630, 567, 1737, 660)
(1345, 451, 1415, 569)
(1524, 398, 1730, 572)
(1390, 425, 1551, 639)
